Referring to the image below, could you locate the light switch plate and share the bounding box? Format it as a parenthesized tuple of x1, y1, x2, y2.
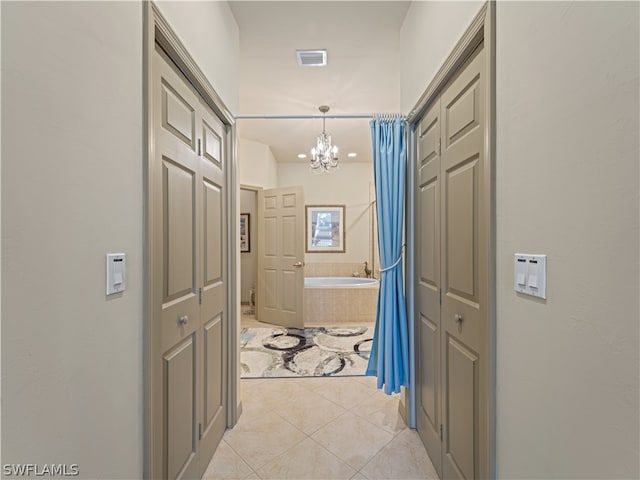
(514, 253, 546, 299)
(106, 253, 126, 295)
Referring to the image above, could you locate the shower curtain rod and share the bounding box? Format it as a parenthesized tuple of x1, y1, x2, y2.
(235, 113, 374, 119)
(234, 113, 406, 120)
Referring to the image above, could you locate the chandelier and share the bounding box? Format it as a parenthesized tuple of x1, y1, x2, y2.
(310, 105, 338, 173)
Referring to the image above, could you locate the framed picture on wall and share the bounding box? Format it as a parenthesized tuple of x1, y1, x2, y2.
(240, 213, 250, 253)
(305, 205, 345, 253)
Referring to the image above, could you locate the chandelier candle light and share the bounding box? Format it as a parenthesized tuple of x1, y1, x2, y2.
(310, 105, 339, 173)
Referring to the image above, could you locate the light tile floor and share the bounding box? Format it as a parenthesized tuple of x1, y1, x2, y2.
(203, 376, 438, 480)
(203, 308, 439, 480)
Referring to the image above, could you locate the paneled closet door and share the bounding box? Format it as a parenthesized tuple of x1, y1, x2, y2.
(152, 45, 227, 480)
(440, 42, 486, 480)
(416, 99, 443, 478)
(197, 96, 228, 478)
(415, 41, 487, 480)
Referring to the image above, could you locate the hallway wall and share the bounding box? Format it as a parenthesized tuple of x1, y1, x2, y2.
(0, 1, 4, 463)
(155, 1, 240, 114)
(1, 3, 144, 475)
(401, 1, 639, 477)
(1, 1, 239, 476)
(494, 2, 639, 477)
(399, 0, 483, 113)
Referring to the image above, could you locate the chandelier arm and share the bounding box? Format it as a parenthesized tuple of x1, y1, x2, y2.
(307, 105, 340, 173)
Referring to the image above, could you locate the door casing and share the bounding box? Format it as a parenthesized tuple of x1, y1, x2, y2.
(143, 3, 239, 478)
(406, 2, 496, 478)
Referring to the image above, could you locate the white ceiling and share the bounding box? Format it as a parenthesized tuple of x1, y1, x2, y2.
(229, 1, 411, 164)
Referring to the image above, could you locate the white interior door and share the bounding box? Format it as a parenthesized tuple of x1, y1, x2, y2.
(257, 186, 305, 328)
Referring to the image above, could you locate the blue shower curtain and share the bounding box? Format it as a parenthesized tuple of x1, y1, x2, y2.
(366, 116, 409, 395)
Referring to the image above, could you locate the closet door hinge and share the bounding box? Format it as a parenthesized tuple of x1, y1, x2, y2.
(197, 138, 202, 156)
(198, 423, 203, 440)
(198, 287, 202, 305)
(438, 138, 441, 156)
(439, 289, 442, 305)
(440, 424, 443, 441)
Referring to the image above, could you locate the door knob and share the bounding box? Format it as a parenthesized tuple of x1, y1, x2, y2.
(454, 314, 463, 324)
(178, 315, 188, 326)
(293, 261, 304, 267)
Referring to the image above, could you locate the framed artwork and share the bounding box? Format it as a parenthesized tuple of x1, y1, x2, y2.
(305, 205, 345, 253)
(240, 213, 250, 253)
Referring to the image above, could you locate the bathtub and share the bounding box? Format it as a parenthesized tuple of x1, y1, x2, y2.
(303, 276, 379, 325)
(305, 277, 379, 288)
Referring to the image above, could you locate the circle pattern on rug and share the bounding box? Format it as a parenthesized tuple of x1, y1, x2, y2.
(240, 325, 373, 378)
(262, 333, 305, 351)
(284, 345, 346, 376)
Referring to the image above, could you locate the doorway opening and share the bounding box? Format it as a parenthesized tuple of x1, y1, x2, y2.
(231, 170, 421, 480)
(238, 172, 381, 378)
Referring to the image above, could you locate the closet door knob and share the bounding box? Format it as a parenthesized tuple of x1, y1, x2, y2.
(178, 315, 188, 326)
(454, 314, 463, 324)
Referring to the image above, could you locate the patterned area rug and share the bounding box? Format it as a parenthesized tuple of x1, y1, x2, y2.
(240, 325, 373, 378)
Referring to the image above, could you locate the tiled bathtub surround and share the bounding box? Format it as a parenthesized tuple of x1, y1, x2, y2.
(304, 262, 379, 325)
(305, 262, 377, 279)
(304, 285, 378, 324)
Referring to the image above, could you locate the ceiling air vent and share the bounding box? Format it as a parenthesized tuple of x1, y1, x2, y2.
(296, 49, 327, 67)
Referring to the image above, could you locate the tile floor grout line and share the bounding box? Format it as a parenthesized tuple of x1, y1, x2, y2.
(222, 409, 308, 472)
(253, 435, 356, 479)
(205, 438, 259, 480)
(347, 405, 408, 438)
(310, 408, 398, 475)
(223, 315, 436, 479)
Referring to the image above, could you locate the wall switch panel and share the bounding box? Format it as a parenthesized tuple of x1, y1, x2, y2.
(106, 253, 126, 295)
(514, 253, 546, 299)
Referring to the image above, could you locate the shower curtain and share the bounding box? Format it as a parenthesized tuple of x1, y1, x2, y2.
(366, 116, 409, 395)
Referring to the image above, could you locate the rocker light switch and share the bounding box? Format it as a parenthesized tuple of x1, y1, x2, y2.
(514, 253, 546, 299)
(106, 253, 126, 295)
(514, 255, 528, 292)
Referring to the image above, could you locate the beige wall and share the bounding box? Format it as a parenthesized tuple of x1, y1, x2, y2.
(155, 1, 239, 114)
(0, 0, 3, 463)
(1, 2, 144, 476)
(401, 1, 639, 477)
(277, 162, 375, 266)
(239, 137, 278, 189)
(1, 1, 239, 476)
(399, 0, 483, 112)
(495, 2, 639, 477)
